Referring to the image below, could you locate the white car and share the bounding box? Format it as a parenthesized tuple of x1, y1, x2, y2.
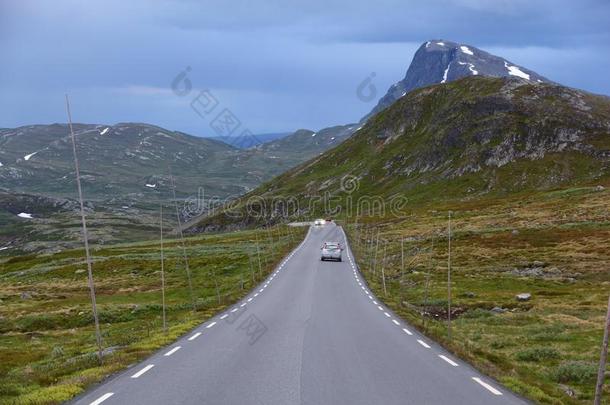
(314, 218, 326, 226)
(321, 242, 343, 261)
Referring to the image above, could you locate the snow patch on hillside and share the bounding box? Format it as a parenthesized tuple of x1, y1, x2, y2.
(145, 183, 157, 188)
(458, 61, 478, 75)
(460, 46, 474, 55)
(100, 127, 110, 135)
(24, 151, 39, 161)
(504, 61, 530, 80)
(441, 63, 451, 83)
(17, 212, 33, 219)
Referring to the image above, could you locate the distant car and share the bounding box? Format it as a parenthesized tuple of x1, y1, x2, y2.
(321, 242, 342, 261)
(314, 218, 326, 226)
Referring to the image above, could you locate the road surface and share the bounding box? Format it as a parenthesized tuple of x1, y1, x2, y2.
(72, 223, 527, 405)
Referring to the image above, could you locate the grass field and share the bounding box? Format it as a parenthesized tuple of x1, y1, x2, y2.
(0, 225, 306, 404)
(345, 185, 610, 404)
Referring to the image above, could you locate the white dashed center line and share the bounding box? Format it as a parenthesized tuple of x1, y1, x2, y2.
(402, 328, 413, 335)
(89, 393, 114, 405)
(220, 314, 228, 320)
(164, 346, 181, 357)
(231, 308, 239, 313)
(384, 312, 391, 318)
(472, 377, 503, 395)
(439, 355, 459, 366)
(377, 306, 383, 311)
(247, 298, 253, 302)
(392, 319, 400, 325)
(131, 364, 154, 378)
(417, 339, 431, 349)
(254, 293, 259, 297)
(240, 303, 247, 307)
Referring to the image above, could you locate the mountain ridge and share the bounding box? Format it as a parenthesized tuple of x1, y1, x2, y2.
(363, 39, 550, 121)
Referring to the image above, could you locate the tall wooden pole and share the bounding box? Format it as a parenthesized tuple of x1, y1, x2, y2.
(381, 242, 388, 297)
(401, 237, 405, 278)
(594, 295, 610, 405)
(447, 211, 451, 340)
(160, 203, 167, 334)
(168, 166, 195, 311)
(66, 95, 103, 363)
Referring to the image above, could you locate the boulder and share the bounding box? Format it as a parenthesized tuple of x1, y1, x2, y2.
(516, 293, 531, 301)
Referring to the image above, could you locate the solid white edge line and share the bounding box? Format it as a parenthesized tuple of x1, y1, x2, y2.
(206, 322, 216, 328)
(472, 377, 503, 395)
(188, 332, 201, 341)
(131, 364, 154, 378)
(402, 328, 413, 335)
(89, 393, 114, 405)
(164, 346, 181, 356)
(417, 339, 431, 348)
(439, 354, 458, 366)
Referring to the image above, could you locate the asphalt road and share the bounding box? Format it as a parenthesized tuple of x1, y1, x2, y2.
(72, 223, 528, 405)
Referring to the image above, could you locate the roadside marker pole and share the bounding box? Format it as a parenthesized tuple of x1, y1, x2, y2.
(594, 295, 610, 405)
(256, 236, 263, 279)
(401, 237, 405, 278)
(423, 237, 434, 330)
(373, 229, 380, 275)
(159, 203, 167, 334)
(249, 254, 255, 284)
(65, 94, 103, 363)
(168, 166, 195, 311)
(447, 211, 451, 340)
(381, 242, 388, 296)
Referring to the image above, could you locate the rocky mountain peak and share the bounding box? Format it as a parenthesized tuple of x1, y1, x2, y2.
(363, 39, 550, 121)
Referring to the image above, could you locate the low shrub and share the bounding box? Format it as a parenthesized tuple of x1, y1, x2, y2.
(552, 361, 596, 384)
(515, 347, 560, 362)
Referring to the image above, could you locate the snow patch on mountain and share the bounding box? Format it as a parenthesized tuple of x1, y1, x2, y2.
(24, 151, 39, 161)
(460, 45, 473, 55)
(458, 61, 479, 75)
(100, 127, 110, 135)
(504, 61, 530, 80)
(18, 212, 33, 219)
(145, 183, 156, 188)
(441, 63, 451, 83)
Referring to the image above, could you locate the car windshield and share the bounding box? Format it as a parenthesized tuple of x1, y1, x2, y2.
(324, 244, 340, 250)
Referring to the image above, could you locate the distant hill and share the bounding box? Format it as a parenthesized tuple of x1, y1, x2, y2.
(191, 76, 610, 231)
(210, 132, 292, 148)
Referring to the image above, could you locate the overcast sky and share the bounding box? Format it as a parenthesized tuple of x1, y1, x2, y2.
(2, 0, 609, 136)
